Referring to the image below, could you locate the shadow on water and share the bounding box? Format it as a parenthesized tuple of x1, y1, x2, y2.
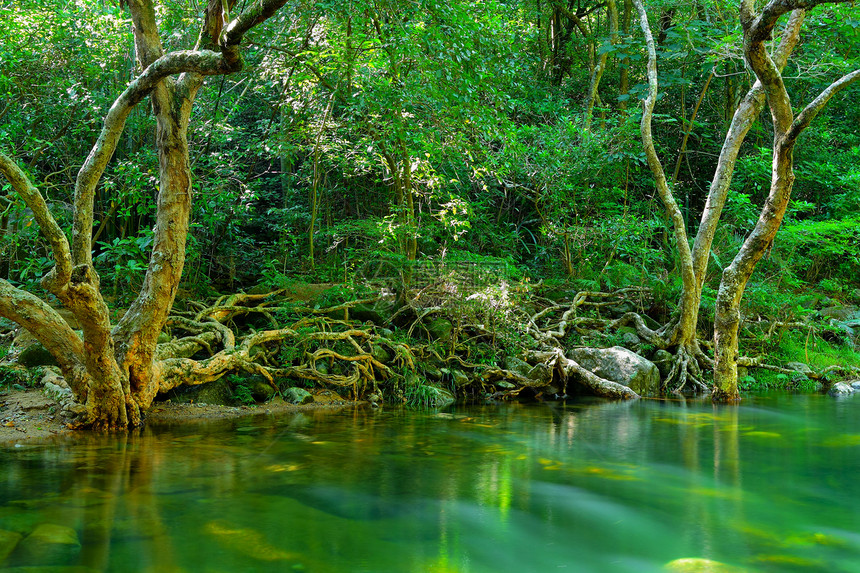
(1, 395, 860, 572)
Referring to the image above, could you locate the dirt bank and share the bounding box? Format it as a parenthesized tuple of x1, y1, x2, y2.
(0, 387, 356, 446)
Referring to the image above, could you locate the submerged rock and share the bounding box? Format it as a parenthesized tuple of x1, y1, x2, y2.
(568, 346, 660, 395)
(664, 557, 741, 572)
(0, 529, 22, 564)
(17, 523, 80, 565)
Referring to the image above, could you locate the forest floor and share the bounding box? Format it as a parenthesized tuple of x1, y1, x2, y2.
(0, 386, 357, 446)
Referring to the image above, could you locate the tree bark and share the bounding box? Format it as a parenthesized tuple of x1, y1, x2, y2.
(713, 0, 860, 401)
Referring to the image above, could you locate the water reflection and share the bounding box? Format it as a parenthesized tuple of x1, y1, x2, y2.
(1, 396, 860, 572)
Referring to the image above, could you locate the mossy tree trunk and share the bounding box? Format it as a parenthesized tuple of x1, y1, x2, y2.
(712, 0, 859, 401)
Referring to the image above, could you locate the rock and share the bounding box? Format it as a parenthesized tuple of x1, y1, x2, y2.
(40, 368, 68, 389)
(608, 301, 636, 317)
(17, 523, 80, 564)
(424, 367, 443, 382)
(504, 356, 532, 378)
(426, 318, 454, 340)
(169, 378, 234, 406)
(828, 382, 854, 397)
(652, 349, 673, 379)
(664, 557, 741, 572)
(284, 387, 314, 405)
(820, 305, 860, 322)
(350, 302, 396, 324)
(447, 369, 470, 387)
(568, 346, 660, 395)
(16, 343, 58, 368)
(247, 377, 275, 403)
(526, 363, 553, 385)
(621, 332, 641, 348)
(0, 529, 22, 564)
(371, 345, 392, 364)
(786, 362, 813, 374)
(851, 381, 860, 391)
(43, 382, 71, 402)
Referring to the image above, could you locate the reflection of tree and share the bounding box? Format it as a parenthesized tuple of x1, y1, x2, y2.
(71, 433, 185, 573)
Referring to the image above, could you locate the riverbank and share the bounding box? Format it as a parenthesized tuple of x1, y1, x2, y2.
(0, 386, 357, 445)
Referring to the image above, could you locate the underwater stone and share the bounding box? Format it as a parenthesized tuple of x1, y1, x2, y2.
(18, 523, 81, 565)
(0, 529, 22, 564)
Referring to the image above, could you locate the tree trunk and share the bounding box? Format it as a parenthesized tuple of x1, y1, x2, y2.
(712, 0, 860, 401)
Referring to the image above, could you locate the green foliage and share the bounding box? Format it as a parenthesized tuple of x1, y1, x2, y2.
(227, 375, 256, 406)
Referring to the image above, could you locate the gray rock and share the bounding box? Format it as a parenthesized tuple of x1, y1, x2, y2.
(504, 356, 532, 378)
(43, 382, 72, 402)
(18, 523, 81, 564)
(828, 382, 855, 397)
(0, 529, 22, 564)
(786, 362, 813, 374)
(850, 380, 860, 391)
(621, 332, 641, 348)
(820, 305, 860, 322)
(526, 363, 553, 385)
(568, 346, 661, 395)
(284, 387, 314, 405)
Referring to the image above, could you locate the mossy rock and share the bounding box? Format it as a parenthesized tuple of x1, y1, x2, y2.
(426, 318, 453, 340)
(168, 379, 234, 406)
(244, 376, 276, 403)
(16, 344, 57, 369)
(371, 345, 393, 364)
(0, 529, 22, 564)
(284, 387, 314, 405)
(17, 523, 80, 565)
(350, 302, 397, 324)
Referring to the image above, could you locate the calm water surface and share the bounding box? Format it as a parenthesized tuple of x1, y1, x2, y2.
(2, 394, 860, 572)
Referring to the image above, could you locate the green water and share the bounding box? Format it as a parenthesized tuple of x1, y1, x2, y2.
(2, 394, 860, 572)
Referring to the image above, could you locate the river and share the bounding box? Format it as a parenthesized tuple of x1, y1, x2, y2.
(2, 394, 859, 572)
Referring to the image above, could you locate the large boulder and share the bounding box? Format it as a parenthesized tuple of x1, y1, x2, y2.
(567, 346, 660, 395)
